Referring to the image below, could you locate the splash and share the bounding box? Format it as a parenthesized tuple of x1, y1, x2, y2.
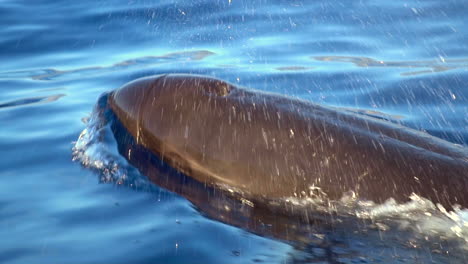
(72, 100, 151, 190)
(282, 190, 468, 252)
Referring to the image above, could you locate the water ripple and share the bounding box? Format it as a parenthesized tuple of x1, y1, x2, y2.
(313, 56, 468, 76)
(0, 50, 215, 81)
(0, 94, 65, 109)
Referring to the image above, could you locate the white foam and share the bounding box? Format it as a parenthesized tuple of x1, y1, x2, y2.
(283, 190, 468, 251)
(72, 106, 148, 189)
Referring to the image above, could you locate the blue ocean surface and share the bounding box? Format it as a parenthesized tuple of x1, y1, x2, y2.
(1, 0, 467, 263)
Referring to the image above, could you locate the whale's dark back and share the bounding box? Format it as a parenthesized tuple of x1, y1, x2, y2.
(108, 74, 468, 209)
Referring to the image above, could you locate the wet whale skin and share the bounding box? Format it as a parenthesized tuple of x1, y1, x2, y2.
(108, 74, 468, 209)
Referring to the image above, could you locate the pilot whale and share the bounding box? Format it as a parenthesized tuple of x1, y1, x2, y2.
(108, 74, 468, 209)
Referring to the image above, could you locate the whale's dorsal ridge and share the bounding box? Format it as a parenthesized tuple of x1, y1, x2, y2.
(158, 74, 234, 97)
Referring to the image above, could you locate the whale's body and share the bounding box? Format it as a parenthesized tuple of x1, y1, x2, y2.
(108, 74, 468, 209)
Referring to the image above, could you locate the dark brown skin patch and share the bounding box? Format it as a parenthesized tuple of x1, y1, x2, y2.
(108, 74, 468, 209)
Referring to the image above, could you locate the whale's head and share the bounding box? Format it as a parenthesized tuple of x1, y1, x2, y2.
(110, 74, 235, 118)
(108, 74, 240, 142)
(107, 74, 249, 185)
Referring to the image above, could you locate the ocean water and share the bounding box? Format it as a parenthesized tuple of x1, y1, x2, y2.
(1, 0, 468, 263)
